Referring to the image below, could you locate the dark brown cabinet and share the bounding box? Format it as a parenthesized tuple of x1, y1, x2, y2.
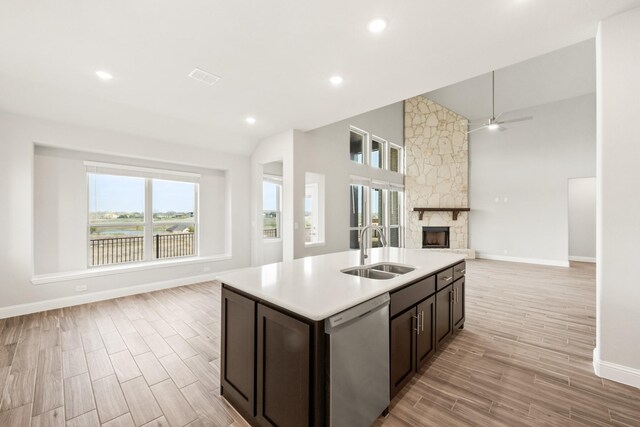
(221, 288, 256, 418)
(453, 277, 465, 329)
(389, 294, 436, 398)
(435, 284, 453, 348)
(256, 303, 311, 427)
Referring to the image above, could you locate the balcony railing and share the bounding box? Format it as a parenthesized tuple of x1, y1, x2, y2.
(89, 233, 195, 266)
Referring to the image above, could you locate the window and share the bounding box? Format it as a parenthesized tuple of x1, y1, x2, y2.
(349, 183, 367, 249)
(389, 189, 403, 247)
(370, 187, 385, 247)
(371, 138, 385, 169)
(389, 143, 402, 173)
(350, 128, 366, 164)
(305, 172, 325, 245)
(88, 172, 198, 267)
(263, 176, 282, 239)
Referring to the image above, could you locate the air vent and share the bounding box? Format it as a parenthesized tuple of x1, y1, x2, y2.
(188, 68, 221, 85)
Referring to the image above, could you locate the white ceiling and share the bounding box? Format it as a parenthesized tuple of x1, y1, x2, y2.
(1, 0, 638, 155)
(426, 39, 596, 120)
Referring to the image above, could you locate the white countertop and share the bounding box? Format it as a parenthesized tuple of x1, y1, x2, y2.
(216, 248, 465, 321)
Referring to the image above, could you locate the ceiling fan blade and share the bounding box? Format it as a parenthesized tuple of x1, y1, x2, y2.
(498, 116, 533, 124)
(467, 126, 487, 134)
(494, 112, 504, 121)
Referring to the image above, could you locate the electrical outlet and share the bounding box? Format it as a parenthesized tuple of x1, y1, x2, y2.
(75, 284, 87, 292)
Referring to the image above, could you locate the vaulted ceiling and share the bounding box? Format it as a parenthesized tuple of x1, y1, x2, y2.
(1, 1, 638, 154)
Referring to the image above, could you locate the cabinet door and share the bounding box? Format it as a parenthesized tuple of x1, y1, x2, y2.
(453, 277, 465, 329)
(256, 303, 310, 427)
(435, 285, 453, 349)
(390, 307, 417, 398)
(416, 295, 436, 370)
(221, 287, 256, 418)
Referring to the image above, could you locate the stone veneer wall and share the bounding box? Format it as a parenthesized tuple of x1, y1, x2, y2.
(404, 95, 469, 249)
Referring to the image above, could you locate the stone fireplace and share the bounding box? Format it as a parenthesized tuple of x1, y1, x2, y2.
(422, 226, 450, 249)
(404, 95, 475, 257)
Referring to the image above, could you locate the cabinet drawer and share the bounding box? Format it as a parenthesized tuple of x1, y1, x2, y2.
(453, 262, 466, 281)
(436, 268, 454, 291)
(390, 275, 436, 317)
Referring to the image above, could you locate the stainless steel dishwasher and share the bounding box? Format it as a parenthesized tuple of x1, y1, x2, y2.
(325, 293, 390, 427)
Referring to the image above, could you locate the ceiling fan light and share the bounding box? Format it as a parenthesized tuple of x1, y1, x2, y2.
(488, 123, 500, 130)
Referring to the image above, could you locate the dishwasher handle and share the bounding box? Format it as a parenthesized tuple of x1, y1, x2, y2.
(325, 293, 390, 333)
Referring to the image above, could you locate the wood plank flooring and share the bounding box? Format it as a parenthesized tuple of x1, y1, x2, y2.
(0, 260, 638, 426)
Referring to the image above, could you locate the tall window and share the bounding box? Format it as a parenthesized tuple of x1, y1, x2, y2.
(389, 189, 403, 247)
(371, 138, 385, 169)
(349, 184, 366, 249)
(88, 172, 197, 267)
(263, 176, 282, 239)
(389, 143, 402, 173)
(350, 128, 366, 164)
(371, 187, 385, 247)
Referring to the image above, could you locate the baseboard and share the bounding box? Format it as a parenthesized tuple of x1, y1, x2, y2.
(0, 273, 218, 319)
(568, 256, 596, 263)
(593, 348, 640, 390)
(476, 253, 570, 268)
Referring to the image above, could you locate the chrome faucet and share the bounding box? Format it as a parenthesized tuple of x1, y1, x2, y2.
(359, 225, 387, 265)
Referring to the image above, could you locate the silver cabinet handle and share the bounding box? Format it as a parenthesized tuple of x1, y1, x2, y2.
(456, 288, 459, 303)
(413, 314, 420, 335)
(456, 269, 466, 274)
(421, 310, 425, 332)
(441, 276, 453, 282)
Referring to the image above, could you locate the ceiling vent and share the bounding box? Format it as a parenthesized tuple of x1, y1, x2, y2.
(188, 68, 221, 85)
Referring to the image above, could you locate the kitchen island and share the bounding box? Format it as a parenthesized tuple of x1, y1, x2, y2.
(217, 248, 466, 427)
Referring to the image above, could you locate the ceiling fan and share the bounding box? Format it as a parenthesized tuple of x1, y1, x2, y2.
(467, 71, 533, 134)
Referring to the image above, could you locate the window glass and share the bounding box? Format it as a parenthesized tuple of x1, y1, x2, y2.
(152, 179, 196, 259)
(371, 188, 385, 247)
(89, 174, 145, 223)
(89, 226, 144, 266)
(350, 131, 364, 164)
(371, 139, 384, 168)
(389, 190, 401, 248)
(390, 146, 400, 172)
(349, 184, 365, 228)
(263, 179, 281, 239)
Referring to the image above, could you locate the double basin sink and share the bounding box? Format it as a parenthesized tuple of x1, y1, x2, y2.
(341, 262, 416, 280)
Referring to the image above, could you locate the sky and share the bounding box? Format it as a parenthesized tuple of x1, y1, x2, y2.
(89, 174, 195, 213)
(262, 181, 279, 211)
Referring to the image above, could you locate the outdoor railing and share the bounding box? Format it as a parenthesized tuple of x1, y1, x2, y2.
(89, 233, 195, 266)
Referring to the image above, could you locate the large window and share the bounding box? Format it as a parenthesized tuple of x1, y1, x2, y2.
(263, 176, 282, 239)
(350, 128, 366, 164)
(349, 179, 403, 250)
(349, 183, 367, 249)
(389, 143, 402, 173)
(88, 172, 197, 267)
(371, 138, 385, 169)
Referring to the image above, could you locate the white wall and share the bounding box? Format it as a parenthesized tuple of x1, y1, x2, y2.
(293, 102, 404, 259)
(568, 177, 596, 261)
(0, 111, 252, 317)
(595, 7, 640, 388)
(250, 131, 296, 266)
(469, 94, 596, 265)
(34, 147, 228, 274)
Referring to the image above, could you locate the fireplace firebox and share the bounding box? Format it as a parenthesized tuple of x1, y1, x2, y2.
(422, 226, 450, 249)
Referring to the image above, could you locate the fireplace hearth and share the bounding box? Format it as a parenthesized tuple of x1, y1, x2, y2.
(422, 226, 450, 249)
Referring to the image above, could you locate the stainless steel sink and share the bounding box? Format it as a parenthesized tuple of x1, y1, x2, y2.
(341, 263, 416, 280)
(341, 267, 396, 280)
(370, 263, 416, 275)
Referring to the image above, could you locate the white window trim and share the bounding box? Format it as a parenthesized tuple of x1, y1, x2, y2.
(349, 126, 369, 166)
(389, 142, 403, 174)
(371, 135, 387, 169)
(262, 175, 282, 241)
(87, 171, 199, 268)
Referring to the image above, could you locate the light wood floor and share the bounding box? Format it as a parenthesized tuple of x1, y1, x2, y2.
(0, 260, 639, 426)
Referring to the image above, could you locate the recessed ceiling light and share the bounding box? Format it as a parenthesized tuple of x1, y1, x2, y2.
(367, 18, 387, 33)
(95, 70, 113, 81)
(329, 75, 344, 85)
(245, 116, 256, 125)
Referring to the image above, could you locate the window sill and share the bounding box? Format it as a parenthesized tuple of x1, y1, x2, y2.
(31, 254, 232, 285)
(305, 242, 326, 248)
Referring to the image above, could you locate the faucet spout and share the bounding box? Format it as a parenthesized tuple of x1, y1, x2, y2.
(359, 225, 387, 265)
